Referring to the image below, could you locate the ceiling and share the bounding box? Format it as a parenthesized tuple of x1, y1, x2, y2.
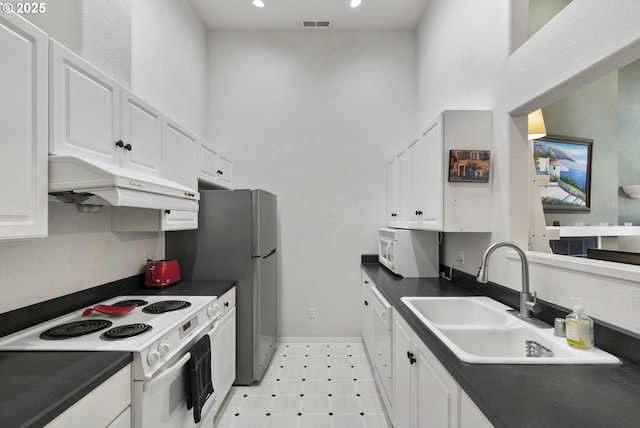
(189, 0, 430, 31)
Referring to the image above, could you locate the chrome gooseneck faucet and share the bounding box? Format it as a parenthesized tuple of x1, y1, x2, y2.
(476, 241, 541, 318)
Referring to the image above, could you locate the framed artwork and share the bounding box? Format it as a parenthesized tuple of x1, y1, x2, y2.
(448, 150, 490, 182)
(533, 134, 593, 212)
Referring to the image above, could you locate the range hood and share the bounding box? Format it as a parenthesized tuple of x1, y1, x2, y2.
(48, 156, 199, 211)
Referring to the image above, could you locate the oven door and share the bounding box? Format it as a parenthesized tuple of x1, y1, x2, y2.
(134, 329, 217, 428)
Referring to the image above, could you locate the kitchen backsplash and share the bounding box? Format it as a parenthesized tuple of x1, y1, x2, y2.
(0, 203, 163, 314)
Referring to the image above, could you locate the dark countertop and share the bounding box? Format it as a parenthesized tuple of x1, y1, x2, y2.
(0, 278, 236, 428)
(133, 279, 236, 297)
(362, 262, 640, 428)
(0, 351, 132, 428)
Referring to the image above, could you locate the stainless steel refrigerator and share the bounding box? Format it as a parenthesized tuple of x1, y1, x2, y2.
(166, 189, 278, 385)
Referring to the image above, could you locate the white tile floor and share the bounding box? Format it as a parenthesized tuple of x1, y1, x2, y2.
(213, 341, 392, 428)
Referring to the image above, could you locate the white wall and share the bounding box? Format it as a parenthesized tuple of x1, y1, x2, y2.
(24, 0, 132, 86)
(22, 0, 82, 54)
(415, 0, 510, 124)
(0, 0, 208, 314)
(131, 0, 209, 136)
(0, 205, 162, 313)
(207, 30, 416, 337)
(81, 0, 132, 87)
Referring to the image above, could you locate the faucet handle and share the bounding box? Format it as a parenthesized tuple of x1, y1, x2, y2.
(526, 292, 542, 314)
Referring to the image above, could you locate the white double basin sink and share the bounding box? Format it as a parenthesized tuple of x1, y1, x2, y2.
(401, 296, 620, 364)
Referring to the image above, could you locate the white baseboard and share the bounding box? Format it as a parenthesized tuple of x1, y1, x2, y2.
(278, 336, 363, 344)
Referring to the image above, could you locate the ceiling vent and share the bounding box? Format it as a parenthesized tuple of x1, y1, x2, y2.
(302, 20, 330, 29)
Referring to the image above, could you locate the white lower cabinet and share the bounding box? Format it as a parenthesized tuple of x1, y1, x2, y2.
(210, 288, 237, 419)
(361, 271, 374, 352)
(46, 364, 132, 428)
(460, 389, 493, 428)
(107, 407, 132, 428)
(392, 314, 493, 428)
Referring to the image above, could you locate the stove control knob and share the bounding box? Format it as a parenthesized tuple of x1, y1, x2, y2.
(207, 304, 220, 319)
(147, 349, 161, 365)
(158, 341, 171, 355)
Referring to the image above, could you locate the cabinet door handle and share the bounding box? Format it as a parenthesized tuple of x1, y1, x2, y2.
(124, 143, 132, 151)
(407, 351, 417, 364)
(224, 301, 229, 307)
(164, 209, 171, 215)
(364, 300, 369, 306)
(115, 140, 124, 148)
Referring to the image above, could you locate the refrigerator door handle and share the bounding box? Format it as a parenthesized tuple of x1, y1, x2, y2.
(251, 249, 276, 259)
(261, 249, 277, 259)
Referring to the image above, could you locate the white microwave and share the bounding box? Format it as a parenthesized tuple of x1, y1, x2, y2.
(378, 228, 439, 277)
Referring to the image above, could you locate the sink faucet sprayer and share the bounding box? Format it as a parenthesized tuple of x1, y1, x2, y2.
(476, 241, 541, 318)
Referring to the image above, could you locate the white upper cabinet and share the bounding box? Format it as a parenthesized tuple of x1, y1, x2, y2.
(387, 149, 408, 227)
(0, 12, 48, 240)
(197, 138, 233, 189)
(161, 117, 197, 190)
(217, 152, 233, 188)
(119, 89, 162, 177)
(50, 40, 120, 166)
(198, 138, 219, 184)
(386, 158, 397, 225)
(409, 119, 445, 230)
(51, 41, 164, 177)
(388, 110, 493, 232)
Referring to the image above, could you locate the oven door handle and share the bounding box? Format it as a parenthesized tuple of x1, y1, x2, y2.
(144, 352, 192, 392)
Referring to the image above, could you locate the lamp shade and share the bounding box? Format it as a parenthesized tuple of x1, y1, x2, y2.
(528, 109, 547, 140)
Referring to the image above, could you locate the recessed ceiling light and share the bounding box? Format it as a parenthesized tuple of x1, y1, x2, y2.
(252, 0, 265, 7)
(350, 0, 362, 8)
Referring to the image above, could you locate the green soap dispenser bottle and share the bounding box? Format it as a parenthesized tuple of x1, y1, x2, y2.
(565, 303, 594, 350)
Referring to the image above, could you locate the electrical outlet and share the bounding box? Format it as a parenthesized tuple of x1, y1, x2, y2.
(308, 307, 316, 319)
(458, 250, 465, 264)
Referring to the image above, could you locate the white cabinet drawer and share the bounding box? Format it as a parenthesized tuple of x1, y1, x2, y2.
(107, 407, 131, 428)
(46, 365, 132, 428)
(218, 287, 236, 313)
(111, 207, 198, 231)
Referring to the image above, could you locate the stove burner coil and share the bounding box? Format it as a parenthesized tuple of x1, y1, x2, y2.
(40, 320, 113, 340)
(142, 300, 191, 314)
(100, 323, 153, 340)
(112, 299, 148, 307)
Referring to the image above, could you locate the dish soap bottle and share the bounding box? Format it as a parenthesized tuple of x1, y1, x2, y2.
(565, 303, 594, 350)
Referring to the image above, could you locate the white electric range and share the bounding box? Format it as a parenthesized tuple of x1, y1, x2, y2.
(0, 294, 222, 427)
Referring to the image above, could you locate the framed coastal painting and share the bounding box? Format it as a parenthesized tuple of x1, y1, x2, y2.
(448, 150, 491, 182)
(532, 135, 593, 212)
